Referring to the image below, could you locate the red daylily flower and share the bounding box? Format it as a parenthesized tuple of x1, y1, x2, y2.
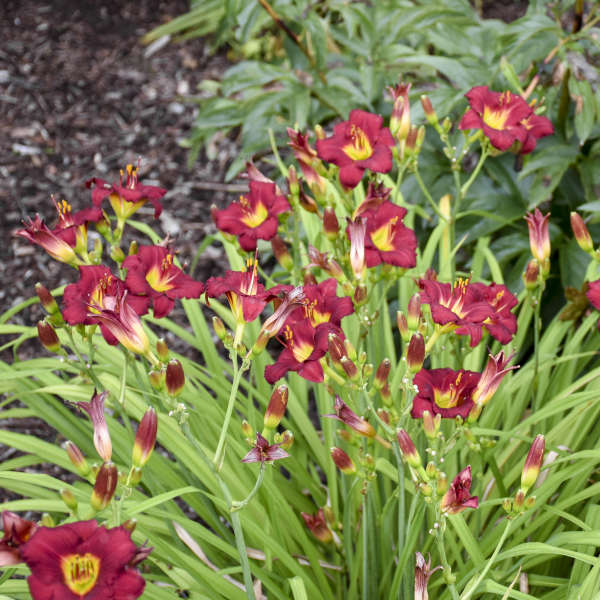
(205, 257, 271, 324)
(241, 433, 289, 463)
(0, 511, 37, 566)
(459, 86, 553, 153)
(440, 466, 478, 514)
(411, 368, 481, 419)
(265, 318, 338, 384)
(123, 245, 204, 318)
(20, 520, 149, 600)
(353, 182, 392, 219)
(63, 265, 149, 345)
(212, 180, 290, 251)
(360, 201, 417, 268)
(316, 109, 395, 189)
(418, 278, 517, 347)
(87, 164, 166, 221)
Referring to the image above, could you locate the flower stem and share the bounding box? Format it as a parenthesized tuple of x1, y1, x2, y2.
(65, 327, 102, 388)
(231, 463, 266, 512)
(460, 146, 489, 200)
(413, 167, 447, 221)
(435, 529, 460, 600)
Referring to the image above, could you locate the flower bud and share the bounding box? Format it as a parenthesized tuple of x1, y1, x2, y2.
(420, 95, 439, 127)
(298, 190, 319, 214)
(328, 332, 347, 371)
(397, 311, 410, 342)
(35, 283, 60, 315)
(264, 385, 288, 430)
(212, 316, 227, 342)
(148, 368, 166, 390)
(277, 430, 294, 450)
(354, 285, 367, 306)
(60, 489, 78, 511)
(523, 259, 540, 290)
(407, 294, 421, 330)
(271, 235, 293, 271)
(341, 356, 360, 382)
(406, 333, 425, 373)
(344, 338, 357, 362)
(374, 359, 391, 390)
(77, 389, 112, 463)
(110, 245, 125, 264)
(128, 467, 143, 486)
(331, 447, 356, 475)
(380, 382, 392, 406)
(525, 208, 551, 274)
(288, 165, 300, 197)
(436, 472, 448, 496)
(513, 488, 525, 511)
(520, 434, 545, 493)
(323, 207, 339, 241)
(37, 320, 61, 353)
(132, 408, 158, 468)
(571, 212, 594, 254)
(525, 496, 536, 510)
(166, 359, 185, 397)
(64, 441, 91, 477)
(156, 338, 169, 361)
(397, 429, 421, 468)
(241, 420, 254, 441)
(502, 497, 513, 513)
(91, 462, 118, 511)
(41, 514, 55, 527)
(423, 410, 441, 440)
(377, 408, 390, 424)
(122, 519, 137, 533)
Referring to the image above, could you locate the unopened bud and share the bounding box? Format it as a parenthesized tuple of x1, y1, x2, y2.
(288, 165, 300, 197)
(241, 420, 254, 441)
(37, 320, 61, 353)
(407, 294, 421, 330)
(513, 489, 525, 511)
(315, 124, 325, 140)
(523, 260, 540, 290)
(156, 338, 169, 361)
(423, 410, 441, 440)
(442, 117, 452, 133)
(502, 497, 513, 513)
(35, 283, 60, 315)
(264, 385, 288, 430)
(212, 316, 227, 341)
(420, 95, 439, 127)
(128, 240, 138, 256)
(374, 358, 391, 390)
(60, 489, 78, 511)
(277, 430, 294, 450)
(354, 285, 367, 306)
(328, 332, 347, 370)
(420, 483, 433, 497)
(323, 207, 339, 241)
(64, 441, 91, 477)
(299, 190, 319, 214)
(128, 467, 143, 486)
(571, 212, 594, 254)
(271, 235, 293, 271)
(437, 472, 448, 496)
(331, 447, 356, 474)
(525, 496, 536, 509)
(377, 409, 390, 424)
(344, 338, 357, 362)
(166, 359, 185, 397)
(406, 333, 425, 373)
(148, 368, 166, 390)
(110, 245, 125, 264)
(303, 269, 318, 285)
(91, 462, 118, 511)
(341, 356, 360, 381)
(520, 434, 545, 493)
(362, 363, 373, 378)
(397, 311, 410, 342)
(41, 513, 55, 527)
(397, 429, 421, 468)
(132, 408, 158, 468)
(380, 382, 392, 406)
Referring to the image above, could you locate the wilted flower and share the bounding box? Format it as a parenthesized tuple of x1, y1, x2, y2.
(241, 433, 289, 463)
(471, 351, 517, 407)
(459, 86, 553, 153)
(307, 245, 345, 281)
(16, 215, 80, 266)
(0, 511, 37, 566)
(76, 389, 112, 462)
(440, 466, 478, 514)
(316, 109, 395, 189)
(21, 520, 149, 599)
(287, 128, 327, 194)
(411, 368, 481, 419)
(123, 245, 204, 318)
(88, 163, 166, 221)
(212, 181, 290, 251)
(325, 396, 376, 438)
(414, 552, 441, 600)
(347, 217, 367, 280)
(301, 509, 333, 543)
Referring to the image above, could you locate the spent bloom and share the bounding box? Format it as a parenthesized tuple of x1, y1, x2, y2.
(0, 511, 37, 567)
(414, 552, 441, 600)
(459, 86, 553, 153)
(471, 351, 517, 407)
(76, 389, 112, 462)
(123, 245, 204, 318)
(241, 433, 289, 463)
(20, 520, 149, 600)
(525, 208, 551, 274)
(316, 109, 395, 189)
(440, 466, 479, 515)
(325, 396, 377, 438)
(301, 509, 333, 543)
(212, 180, 290, 251)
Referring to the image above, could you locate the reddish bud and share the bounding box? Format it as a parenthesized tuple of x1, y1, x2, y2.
(407, 294, 421, 330)
(420, 95, 439, 128)
(35, 283, 60, 315)
(354, 284, 367, 306)
(37, 320, 61, 353)
(523, 259, 540, 290)
(377, 408, 390, 424)
(298, 190, 319, 214)
(64, 441, 91, 477)
(331, 447, 356, 474)
(341, 356, 360, 381)
(264, 385, 289, 430)
(513, 488, 525, 510)
(166, 359, 185, 397)
(525, 208, 550, 274)
(397, 311, 410, 342)
(271, 235, 293, 271)
(422, 410, 441, 440)
(380, 382, 392, 406)
(91, 462, 118, 511)
(571, 212, 594, 253)
(156, 338, 169, 361)
(132, 408, 158, 468)
(397, 429, 421, 468)
(328, 332, 347, 370)
(521, 434, 545, 493)
(374, 358, 391, 390)
(326, 396, 376, 438)
(288, 165, 300, 197)
(323, 207, 339, 241)
(406, 333, 425, 373)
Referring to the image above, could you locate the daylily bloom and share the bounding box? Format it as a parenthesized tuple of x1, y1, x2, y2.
(264, 319, 337, 383)
(440, 466, 478, 514)
(316, 109, 395, 189)
(87, 163, 166, 221)
(301, 509, 333, 543)
(123, 245, 204, 318)
(459, 86, 552, 153)
(20, 520, 149, 600)
(76, 389, 112, 462)
(525, 208, 551, 273)
(205, 257, 270, 325)
(241, 433, 289, 463)
(212, 180, 290, 251)
(586, 280, 600, 331)
(411, 368, 481, 419)
(325, 395, 377, 438)
(63, 266, 149, 345)
(357, 201, 417, 269)
(418, 278, 517, 347)
(471, 351, 517, 407)
(0, 511, 37, 566)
